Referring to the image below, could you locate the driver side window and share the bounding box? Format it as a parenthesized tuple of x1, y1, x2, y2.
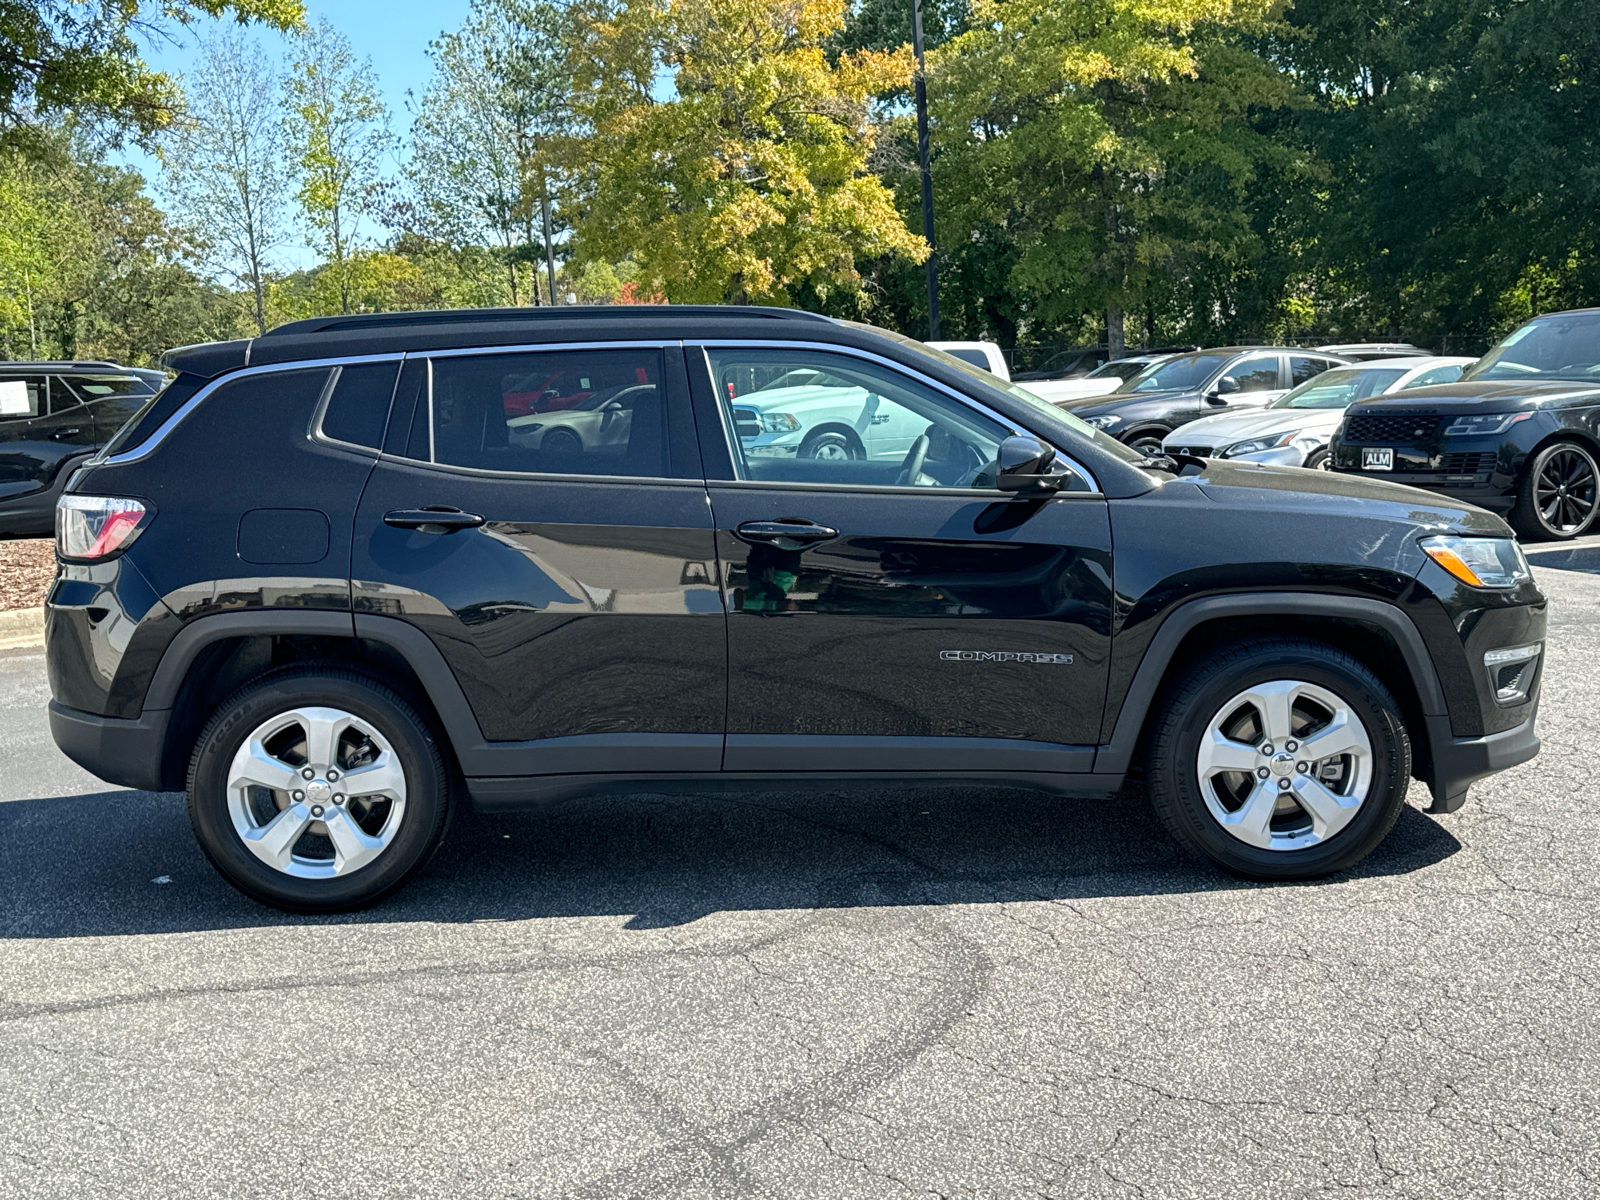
(706, 348, 1009, 489)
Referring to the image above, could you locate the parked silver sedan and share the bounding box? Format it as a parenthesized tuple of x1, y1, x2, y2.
(1161, 356, 1476, 468)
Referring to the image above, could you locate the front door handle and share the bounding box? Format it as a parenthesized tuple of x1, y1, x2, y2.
(384, 506, 486, 534)
(734, 519, 839, 551)
(50, 428, 82, 440)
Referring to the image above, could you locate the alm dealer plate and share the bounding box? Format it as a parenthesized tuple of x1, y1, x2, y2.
(1362, 447, 1394, 471)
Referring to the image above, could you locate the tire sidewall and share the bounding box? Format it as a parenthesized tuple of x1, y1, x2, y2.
(1156, 650, 1409, 879)
(800, 431, 857, 460)
(188, 672, 448, 911)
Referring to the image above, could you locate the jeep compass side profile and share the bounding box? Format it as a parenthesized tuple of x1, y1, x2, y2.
(46, 307, 1545, 911)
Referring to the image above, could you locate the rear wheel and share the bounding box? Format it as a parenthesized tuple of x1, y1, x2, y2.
(187, 668, 452, 912)
(799, 430, 861, 461)
(1510, 441, 1598, 541)
(1146, 638, 1411, 880)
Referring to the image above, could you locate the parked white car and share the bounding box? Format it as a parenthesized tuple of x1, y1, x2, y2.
(1025, 352, 1178, 404)
(1161, 356, 1476, 468)
(507, 383, 655, 456)
(926, 340, 1010, 381)
(729, 375, 930, 463)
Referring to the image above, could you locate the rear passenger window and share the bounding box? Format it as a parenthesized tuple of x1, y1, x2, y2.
(1290, 356, 1335, 387)
(320, 361, 399, 449)
(419, 350, 666, 478)
(0, 376, 42, 419)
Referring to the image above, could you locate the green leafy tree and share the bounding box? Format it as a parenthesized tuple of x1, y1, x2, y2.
(285, 18, 390, 314)
(0, 1, 301, 149)
(562, 0, 927, 306)
(160, 27, 290, 335)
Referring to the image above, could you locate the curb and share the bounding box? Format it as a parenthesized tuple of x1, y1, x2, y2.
(0, 606, 44, 654)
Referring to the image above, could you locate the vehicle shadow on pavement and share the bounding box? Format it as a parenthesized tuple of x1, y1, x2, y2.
(0, 783, 1461, 939)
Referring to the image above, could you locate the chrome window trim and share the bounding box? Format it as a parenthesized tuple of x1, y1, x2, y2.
(106, 352, 406, 466)
(420, 339, 677, 361)
(705, 478, 1107, 501)
(306, 363, 397, 457)
(693, 339, 1102, 495)
(374, 452, 702, 489)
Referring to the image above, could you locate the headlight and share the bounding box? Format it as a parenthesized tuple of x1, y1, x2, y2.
(1444, 413, 1532, 436)
(760, 413, 800, 433)
(1083, 414, 1120, 429)
(1222, 430, 1301, 457)
(1419, 535, 1531, 589)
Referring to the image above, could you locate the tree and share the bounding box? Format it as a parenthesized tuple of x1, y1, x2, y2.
(930, 0, 1291, 352)
(408, 0, 573, 305)
(562, 0, 926, 306)
(284, 18, 390, 314)
(160, 28, 289, 335)
(0, 1, 302, 150)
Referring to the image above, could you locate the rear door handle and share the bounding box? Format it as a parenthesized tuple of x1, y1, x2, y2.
(50, 428, 82, 440)
(384, 506, 486, 533)
(734, 519, 839, 551)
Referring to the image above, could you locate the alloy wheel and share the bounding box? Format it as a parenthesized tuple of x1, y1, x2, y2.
(226, 706, 408, 879)
(1533, 445, 1597, 535)
(1195, 680, 1373, 851)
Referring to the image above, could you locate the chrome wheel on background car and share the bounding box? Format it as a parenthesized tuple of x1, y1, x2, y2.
(800, 431, 861, 460)
(227, 706, 408, 878)
(188, 669, 451, 912)
(1514, 442, 1597, 540)
(1196, 681, 1372, 851)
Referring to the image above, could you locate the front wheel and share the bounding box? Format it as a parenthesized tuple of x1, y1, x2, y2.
(1146, 638, 1411, 881)
(1509, 441, 1598, 541)
(1126, 431, 1168, 456)
(1303, 447, 1332, 471)
(799, 430, 861, 461)
(186, 668, 452, 912)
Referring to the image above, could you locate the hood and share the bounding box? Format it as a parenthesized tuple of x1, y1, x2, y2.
(1060, 387, 1191, 416)
(1170, 459, 1513, 538)
(1165, 407, 1343, 448)
(1025, 377, 1121, 403)
(1347, 379, 1600, 413)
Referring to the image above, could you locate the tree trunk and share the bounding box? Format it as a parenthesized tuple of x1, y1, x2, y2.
(1107, 305, 1126, 357)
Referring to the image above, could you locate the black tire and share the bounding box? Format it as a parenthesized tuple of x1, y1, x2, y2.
(1146, 637, 1411, 881)
(1509, 440, 1598, 542)
(542, 428, 583, 455)
(799, 429, 862, 461)
(186, 667, 452, 913)
(1126, 430, 1169, 456)
(1303, 447, 1331, 471)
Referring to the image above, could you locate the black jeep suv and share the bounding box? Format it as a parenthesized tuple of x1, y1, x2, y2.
(0, 361, 163, 537)
(1329, 308, 1600, 541)
(45, 307, 1546, 911)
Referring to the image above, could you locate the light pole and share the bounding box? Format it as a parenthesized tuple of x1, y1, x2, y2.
(911, 0, 940, 340)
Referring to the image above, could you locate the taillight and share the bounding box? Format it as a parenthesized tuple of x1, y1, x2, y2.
(57, 495, 149, 562)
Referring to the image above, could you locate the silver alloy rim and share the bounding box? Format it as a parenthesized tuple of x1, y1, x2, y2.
(808, 439, 852, 460)
(1534, 446, 1597, 534)
(226, 706, 408, 879)
(1196, 680, 1373, 851)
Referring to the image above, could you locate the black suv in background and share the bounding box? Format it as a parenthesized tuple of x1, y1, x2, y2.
(1330, 309, 1600, 540)
(46, 308, 1545, 911)
(1057, 347, 1350, 454)
(0, 361, 164, 536)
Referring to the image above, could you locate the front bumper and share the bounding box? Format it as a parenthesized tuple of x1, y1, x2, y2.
(1423, 703, 1540, 812)
(48, 700, 171, 792)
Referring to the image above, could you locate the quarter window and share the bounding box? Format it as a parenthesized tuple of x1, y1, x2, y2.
(320, 361, 399, 450)
(705, 347, 1010, 488)
(420, 350, 666, 478)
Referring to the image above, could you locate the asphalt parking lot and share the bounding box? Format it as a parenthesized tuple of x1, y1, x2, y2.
(2, 547, 1598, 1199)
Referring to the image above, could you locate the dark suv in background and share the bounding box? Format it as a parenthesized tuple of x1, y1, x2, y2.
(1057, 347, 1351, 454)
(1330, 308, 1600, 540)
(0, 361, 163, 536)
(46, 307, 1545, 911)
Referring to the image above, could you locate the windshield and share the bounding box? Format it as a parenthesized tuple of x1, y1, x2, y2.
(1274, 366, 1407, 409)
(843, 321, 1151, 468)
(1091, 358, 1155, 381)
(1464, 312, 1600, 383)
(1118, 352, 1232, 393)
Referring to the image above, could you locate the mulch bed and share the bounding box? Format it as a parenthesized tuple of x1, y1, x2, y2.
(0, 538, 56, 611)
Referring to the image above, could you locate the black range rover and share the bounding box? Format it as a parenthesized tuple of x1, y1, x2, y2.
(1329, 308, 1600, 540)
(45, 307, 1546, 910)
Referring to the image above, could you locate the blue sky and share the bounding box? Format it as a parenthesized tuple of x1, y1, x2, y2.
(120, 0, 476, 267)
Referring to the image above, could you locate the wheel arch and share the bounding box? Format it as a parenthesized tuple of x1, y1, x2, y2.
(1097, 594, 1446, 792)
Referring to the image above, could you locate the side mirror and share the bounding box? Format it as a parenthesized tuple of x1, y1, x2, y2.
(1209, 376, 1241, 402)
(996, 435, 1065, 494)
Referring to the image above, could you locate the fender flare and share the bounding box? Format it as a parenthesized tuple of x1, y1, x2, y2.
(1093, 592, 1448, 776)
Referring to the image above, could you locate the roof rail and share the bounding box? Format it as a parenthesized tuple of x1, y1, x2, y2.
(0, 360, 125, 369)
(262, 304, 836, 339)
